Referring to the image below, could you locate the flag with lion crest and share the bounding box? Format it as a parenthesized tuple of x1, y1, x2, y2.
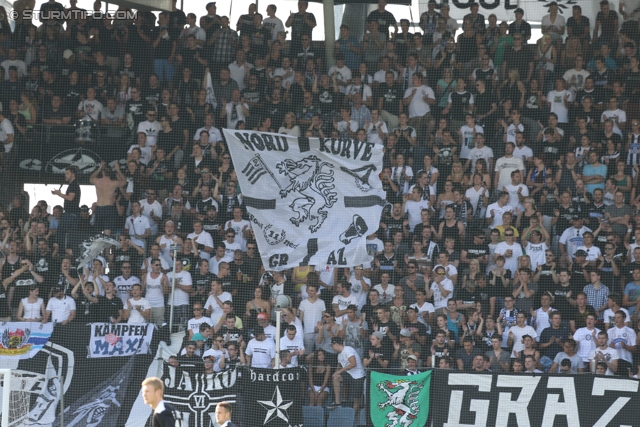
(370, 370, 431, 427)
(223, 129, 385, 271)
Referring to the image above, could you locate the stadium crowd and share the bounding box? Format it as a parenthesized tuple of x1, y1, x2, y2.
(1, 0, 640, 413)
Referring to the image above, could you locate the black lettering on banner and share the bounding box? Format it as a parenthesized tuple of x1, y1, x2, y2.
(452, 0, 517, 9)
(317, 138, 375, 161)
(326, 247, 347, 265)
(268, 253, 289, 268)
(234, 132, 289, 152)
(431, 371, 640, 427)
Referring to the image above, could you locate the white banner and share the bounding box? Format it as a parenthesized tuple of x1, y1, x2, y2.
(223, 130, 385, 270)
(420, 0, 603, 33)
(88, 323, 154, 358)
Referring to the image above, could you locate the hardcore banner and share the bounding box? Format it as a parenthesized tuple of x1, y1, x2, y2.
(370, 370, 431, 427)
(431, 371, 640, 427)
(242, 367, 305, 427)
(88, 323, 155, 358)
(224, 129, 385, 270)
(161, 364, 238, 427)
(0, 322, 54, 361)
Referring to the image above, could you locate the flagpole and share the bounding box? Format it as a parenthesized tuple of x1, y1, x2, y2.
(169, 240, 179, 334)
(255, 154, 284, 190)
(275, 309, 281, 369)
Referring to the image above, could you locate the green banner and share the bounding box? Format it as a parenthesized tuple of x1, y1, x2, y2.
(369, 370, 431, 427)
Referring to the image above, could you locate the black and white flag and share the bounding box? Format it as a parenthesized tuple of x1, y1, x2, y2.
(242, 367, 306, 427)
(161, 365, 238, 427)
(53, 355, 135, 427)
(224, 130, 385, 270)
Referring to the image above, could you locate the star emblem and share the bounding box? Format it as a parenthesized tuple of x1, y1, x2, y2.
(258, 386, 293, 424)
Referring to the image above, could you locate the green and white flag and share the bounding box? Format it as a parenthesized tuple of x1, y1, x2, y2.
(369, 370, 431, 427)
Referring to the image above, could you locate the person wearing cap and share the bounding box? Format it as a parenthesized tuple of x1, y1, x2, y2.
(255, 311, 276, 341)
(393, 327, 422, 369)
(559, 214, 591, 263)
(328, 336, 365, 413)
(508, 8, 531, 42)
(363, 330, 390, 371)
(43, 285, 76, 325)
(245, 325, 276, 368)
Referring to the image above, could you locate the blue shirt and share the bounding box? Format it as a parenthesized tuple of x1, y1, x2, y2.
(582, 163, 607, 194)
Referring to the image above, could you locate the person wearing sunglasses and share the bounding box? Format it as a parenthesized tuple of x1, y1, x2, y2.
(494, 228, 523, 277)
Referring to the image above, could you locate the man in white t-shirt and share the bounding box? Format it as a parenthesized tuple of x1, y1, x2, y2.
(328, 54, 352, 94)
(125, 284, 151, 324)
(125, 201, 151, 249)
(205, 278, 233, 324)
(403, 74, 436, 135)
(329, 337, 366, 414)
(546, 77, 572, 124)
(563, 55, 590, 96)
(169, 261, 193, 326)
(513, 132, 534, 166)
(508, 313, 537, 357)
(44, 286, 76, 325)
(263, 4, 285, 41)
(332, 282, 359, 325)
(137, 109, 162, 146)
(486, 191, 514, 228)
(494, 142, 525, 191)
(427, 265, 454, 311)
(245, 325, 275, 368)
(279, 325, 305, 366)
(458, 113, 484, 161)
(589, 330, 618, 375)
(298, 283, 326, 353)
(607, 311, 637, 375)
(187, 220, 214, 260)
(503, 170, 528, 210)
(601, 96, 627, 137)
(0, 111, 15, 155)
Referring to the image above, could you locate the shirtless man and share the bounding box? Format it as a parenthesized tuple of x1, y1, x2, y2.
(90, 162, 127, 235)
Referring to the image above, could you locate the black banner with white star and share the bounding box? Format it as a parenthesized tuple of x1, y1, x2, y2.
(241, 367, 306, 427)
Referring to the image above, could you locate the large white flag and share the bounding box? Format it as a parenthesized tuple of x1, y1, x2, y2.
(223, 129, 385, 271)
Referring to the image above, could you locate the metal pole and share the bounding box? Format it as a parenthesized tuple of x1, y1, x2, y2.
(323, 0, 336, 69)
(59, 375, 65, 427)
(169, 242, 178, 334)
(274, 310, 281, 369)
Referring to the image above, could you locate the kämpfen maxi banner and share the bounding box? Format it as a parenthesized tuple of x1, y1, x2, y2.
(88, 323, 155, 358)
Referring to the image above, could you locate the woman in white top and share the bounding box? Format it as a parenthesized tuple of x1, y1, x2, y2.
(278, 112, 301, 137)
(17, 284, 45, 321)
(391, 153, 413, 195)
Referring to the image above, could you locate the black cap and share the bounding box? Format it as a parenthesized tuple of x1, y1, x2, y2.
(572, 214, 583, 220)
(515, 7, 524, 14)
(574, 249, 588, 257)
(634, 210, 640, 215)
(206, 2, 216, 9)
(52, 285, 64, 292)
(548, 1, 558, 6)
(331, 336, 344, 345)
(8, 65, 17, 71)
(80, 205, 89, 212)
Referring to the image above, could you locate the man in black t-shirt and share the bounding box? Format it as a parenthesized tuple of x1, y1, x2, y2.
(52, 166, 80, 251)
(377, 71, 404, 130)
(96, 281, 125, 323)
